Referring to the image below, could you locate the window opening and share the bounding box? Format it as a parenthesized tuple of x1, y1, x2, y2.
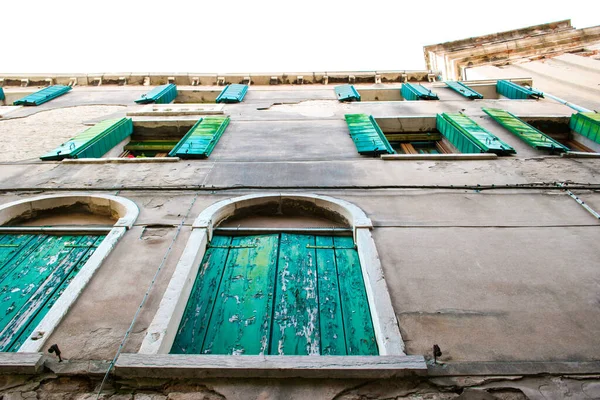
(0, 233, 105, 351)
(171, 233, 378, 356)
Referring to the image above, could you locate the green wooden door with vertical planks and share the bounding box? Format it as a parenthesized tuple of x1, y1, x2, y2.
(0, 234, 105, 351)
(171, 233, 378, 356)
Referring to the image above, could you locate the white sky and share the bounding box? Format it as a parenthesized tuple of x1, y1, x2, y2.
(2, 0, 599, 73)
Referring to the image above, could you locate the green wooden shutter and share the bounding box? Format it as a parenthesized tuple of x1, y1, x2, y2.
(437, 113, 516, 155)
(41, 118, 133, 160)
(570, 112, 600, 145)
(496, 80, 543, 99)
(344, 114, 395, 156)
(401, 83, 439, 100)
(335, 85, 361, 102)
(135, 84, 178, 104)
(168, 116, 230, 159)
(216, 84, 248, 103)
(171, 234, 378, 356)
(13, 85, 71, 106)
(445, 81, 483, 99)
(0, 234, 104, 351)
(0, 87, 4, 102)
(483, 108, 568, 152)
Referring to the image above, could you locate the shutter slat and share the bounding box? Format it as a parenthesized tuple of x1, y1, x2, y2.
(334, 85, 361, 102)
(445, 81, 483, 99)
(135, 84, 178, 104)
(497, 80, 543, 99)
(401, 83, 439, 100)
(437, 113, 516, 155)
(40, 118, 133, 160)
(13, 85, 71, 106)
(483, 108, 568, 152)
(344, 114, 395, 156)
(570, 112, 600, 145)
(169, 116, 230, 159)
(215, 84, 248, 103)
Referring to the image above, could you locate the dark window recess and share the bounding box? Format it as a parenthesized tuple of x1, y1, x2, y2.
(391, 140, 450, 154)
(119, 141, 179, 158)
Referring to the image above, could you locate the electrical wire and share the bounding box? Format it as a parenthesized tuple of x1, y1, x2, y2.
(95, 193, 198, 399)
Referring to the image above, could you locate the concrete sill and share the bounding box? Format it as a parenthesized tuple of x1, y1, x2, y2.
(428, 360, 600, 377)
(0, 352, 44, 374)
(561, 151, 600, 158)
(115, 354, 427, 379)
(62, 157, 180, 164)
(381, 153, 498, 161)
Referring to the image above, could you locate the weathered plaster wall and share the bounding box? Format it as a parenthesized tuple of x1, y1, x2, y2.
(1, 60, 600, 398)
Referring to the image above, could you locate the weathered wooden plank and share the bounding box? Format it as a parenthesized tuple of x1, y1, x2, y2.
(115, 353, 428, 379)
(334, 236, 378, 355)
(315, 236, 346, 355)
(203, 235, 279, 355)
(171, 235, 232, 354)
(5, 235, 104, 351)
(270, 234, 320, 355)
(0, 234, 44, 278)
(0, 235, 96, 350)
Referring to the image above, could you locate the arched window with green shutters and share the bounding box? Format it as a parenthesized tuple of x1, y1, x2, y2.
(171, 232, 378, 356)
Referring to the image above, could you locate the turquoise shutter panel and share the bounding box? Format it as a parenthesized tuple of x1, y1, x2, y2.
(40, 118, 133, 160)
(401, 83, 439, 100)
(437, 113, 516, 155)
(216, 84, 248, 103)
(344, 114, 395, 156)
(13, 85, 71, 106)
(335, 85, 361, 102)
(497, 80, 543, 99)
(445, 81, 483, 99)
(483, 108, 568, 152)
(0, 234, 104, 351)
(135, 84, 177, 104)
(171, 234, 378, 356)
(570, 112, 600, 145)
(0, 87, 4, 101)
(168, 116, 230, 159)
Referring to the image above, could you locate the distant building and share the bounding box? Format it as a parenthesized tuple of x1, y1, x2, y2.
(0, 20, 599, 400)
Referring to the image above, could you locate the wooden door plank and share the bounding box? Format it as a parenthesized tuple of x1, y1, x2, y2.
(5, 235, 104, 351)
(203, 235, 279, 355)
(270, 234, 320, 355)
(0, 235, 45, 278)
(171, 235, 232, 354)
(0, 235, 98, 351)
(334, 236, 378, 355)
(315, 236, 347, 355)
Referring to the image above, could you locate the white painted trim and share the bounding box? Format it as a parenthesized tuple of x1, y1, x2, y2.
(192, 193, 373, 242)
(18, 227, 127, 352)
(0, 193, 139, 353)
(141, 193, 406, 357)
(0, 193, 139, 229)
(356, 228, 405, 355)
(140, 229, 208, 354)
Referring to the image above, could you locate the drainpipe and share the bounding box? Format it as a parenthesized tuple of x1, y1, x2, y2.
(530, 89, 593, 113)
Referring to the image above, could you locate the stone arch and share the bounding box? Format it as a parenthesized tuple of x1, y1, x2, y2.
(141, 193, 404, 356)
(0, 194, 138, 228)
(0, 193, 139, 352)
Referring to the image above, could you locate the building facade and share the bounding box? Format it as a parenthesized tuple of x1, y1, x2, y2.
(0, 21, 599, 400)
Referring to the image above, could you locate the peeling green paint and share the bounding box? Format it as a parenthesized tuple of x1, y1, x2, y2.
(172, 234, 378, 356)
(0, 234, 105, 351)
